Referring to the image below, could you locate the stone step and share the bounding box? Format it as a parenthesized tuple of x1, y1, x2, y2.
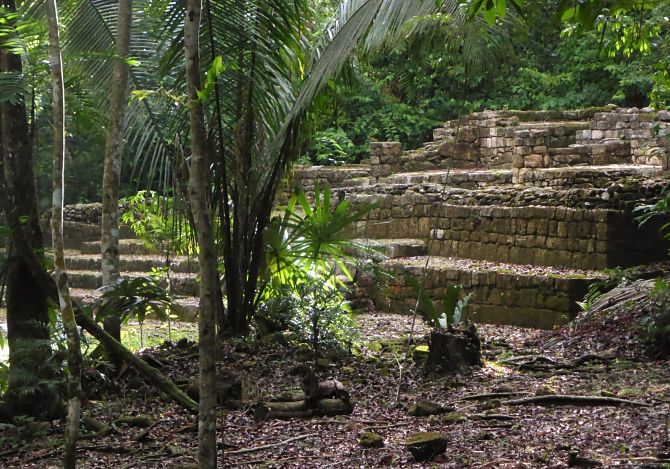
(386, 169, 512, 187)
(348, 238, 427, 259)
(67, 270, 198, 297)
(80, 239, 154, 255)
(382, 164, 662, 189)
(65, 253, 199, 274)
(70, 288, 198, 322)
(513, 164, 663, 187)
(355, 255, 607, 329)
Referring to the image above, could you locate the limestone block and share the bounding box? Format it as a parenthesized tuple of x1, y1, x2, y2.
(533, 145, 548, 154)
(524, 154, 544, 168)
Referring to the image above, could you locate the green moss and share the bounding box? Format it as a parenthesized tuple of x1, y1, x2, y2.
(406, 431, 446, 446)
(359, 432, 385, 448)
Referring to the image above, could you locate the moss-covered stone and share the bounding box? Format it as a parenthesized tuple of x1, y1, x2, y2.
(408, 399, 448, 417)
(358, 432, 385, 448)
(405, 431, 447, 462)
(412, 345, 430, 363)
(442, 412, 468, 424)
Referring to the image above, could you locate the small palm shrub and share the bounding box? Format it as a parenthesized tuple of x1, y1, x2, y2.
(257, 186, 373, 353)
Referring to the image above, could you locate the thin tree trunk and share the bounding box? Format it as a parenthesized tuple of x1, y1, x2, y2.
(100, 0, 133, 344)
(74, 311, 198, 413)
(46, 0, 82, 467)
(0, 0, 55, 420)
(184, 1, 219, 467)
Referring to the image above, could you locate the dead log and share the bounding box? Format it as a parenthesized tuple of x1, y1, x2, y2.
(74, 311, 198, 413)
(253, 398, 353, 421)
(314, 398, 354, 416)
(503, 395, 650, 407)
(253, 400, 313, 421)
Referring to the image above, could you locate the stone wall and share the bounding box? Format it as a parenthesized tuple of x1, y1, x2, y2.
(429, 205, 666, 270)
(345, 180, 668, 270)
(356, 258, 599, 329)
(575, 108, 670, 167)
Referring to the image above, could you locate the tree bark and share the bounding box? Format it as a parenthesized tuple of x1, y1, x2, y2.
(0, 0, 56, 420)
(184, 1, 219, 467)
(100, 0, 133, 344)
(46, 1, 83, 466)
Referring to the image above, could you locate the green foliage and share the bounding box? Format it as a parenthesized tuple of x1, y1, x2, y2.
(634, 185, 670, 244)
(0, 415, 49, 446)
(405, 275, 473, 329)
(95, 276, 177, 327)
(95, 276, 179, 348)
(5, 337, 63, 400)
(308, 1, 670, 155)
(263, 185, 374, 292)
(301, 128, 356, 166)
(641, 277, 670, 356)
(576, 282, 605, 313)
(259, 186, 372, 352)
(258, 283, 357, 354)
(120, 190, 196, 257)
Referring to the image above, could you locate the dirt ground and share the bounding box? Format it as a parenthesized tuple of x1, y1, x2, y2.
(1, 312, 669, 468)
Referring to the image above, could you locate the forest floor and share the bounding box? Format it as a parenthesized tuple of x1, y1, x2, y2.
(1, 309, 669, 468)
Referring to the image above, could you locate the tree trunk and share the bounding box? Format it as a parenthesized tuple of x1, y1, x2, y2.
(0, 0, 56, 420)
(184, 1, 219, 467)
(46, 1, 83, 467)
(100, 0, 133, 345)
(74, 311, 198, 413)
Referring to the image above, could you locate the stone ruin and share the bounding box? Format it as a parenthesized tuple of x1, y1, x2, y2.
(285, 106, 670, 328)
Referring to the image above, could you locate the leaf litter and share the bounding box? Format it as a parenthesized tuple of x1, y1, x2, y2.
(1, 310, 669, 468)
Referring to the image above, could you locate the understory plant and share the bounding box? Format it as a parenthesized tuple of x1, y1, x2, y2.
(95, 276, 178, 347)
(642, 277, 670, 356)
(257, 186, 373, 353)
(406, 274, 473, 329)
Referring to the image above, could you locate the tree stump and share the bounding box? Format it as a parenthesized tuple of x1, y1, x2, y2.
(426, 324, 482, 372)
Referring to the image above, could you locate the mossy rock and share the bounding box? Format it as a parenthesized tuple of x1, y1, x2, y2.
(405, 431, 447, 462)
(358, 432, 385, 448)
(408, 399, 449, 417)
(442, 412, 468, 424)
(340, 366, 355, 375)
(316, 357, 331, 369)
(412, 345, 430, 363)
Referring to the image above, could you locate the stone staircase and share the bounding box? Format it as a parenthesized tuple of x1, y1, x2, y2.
(64, 237, 200, 320)
(286, 106, 670, 328)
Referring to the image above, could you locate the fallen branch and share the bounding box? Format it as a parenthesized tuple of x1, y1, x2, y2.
(226, 432, 318, 456)
(503, 395, 650, 407)
(75, 311, 198, 414)
(133, 421, 159, 442)
(469, 414, 516, 421)
(362, 422, 411, 432)
(462, 392, 530, 401)
(499, 353, 613, 371)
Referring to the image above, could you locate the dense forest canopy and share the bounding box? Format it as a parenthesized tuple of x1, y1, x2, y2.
(305, 0, 670, 163)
